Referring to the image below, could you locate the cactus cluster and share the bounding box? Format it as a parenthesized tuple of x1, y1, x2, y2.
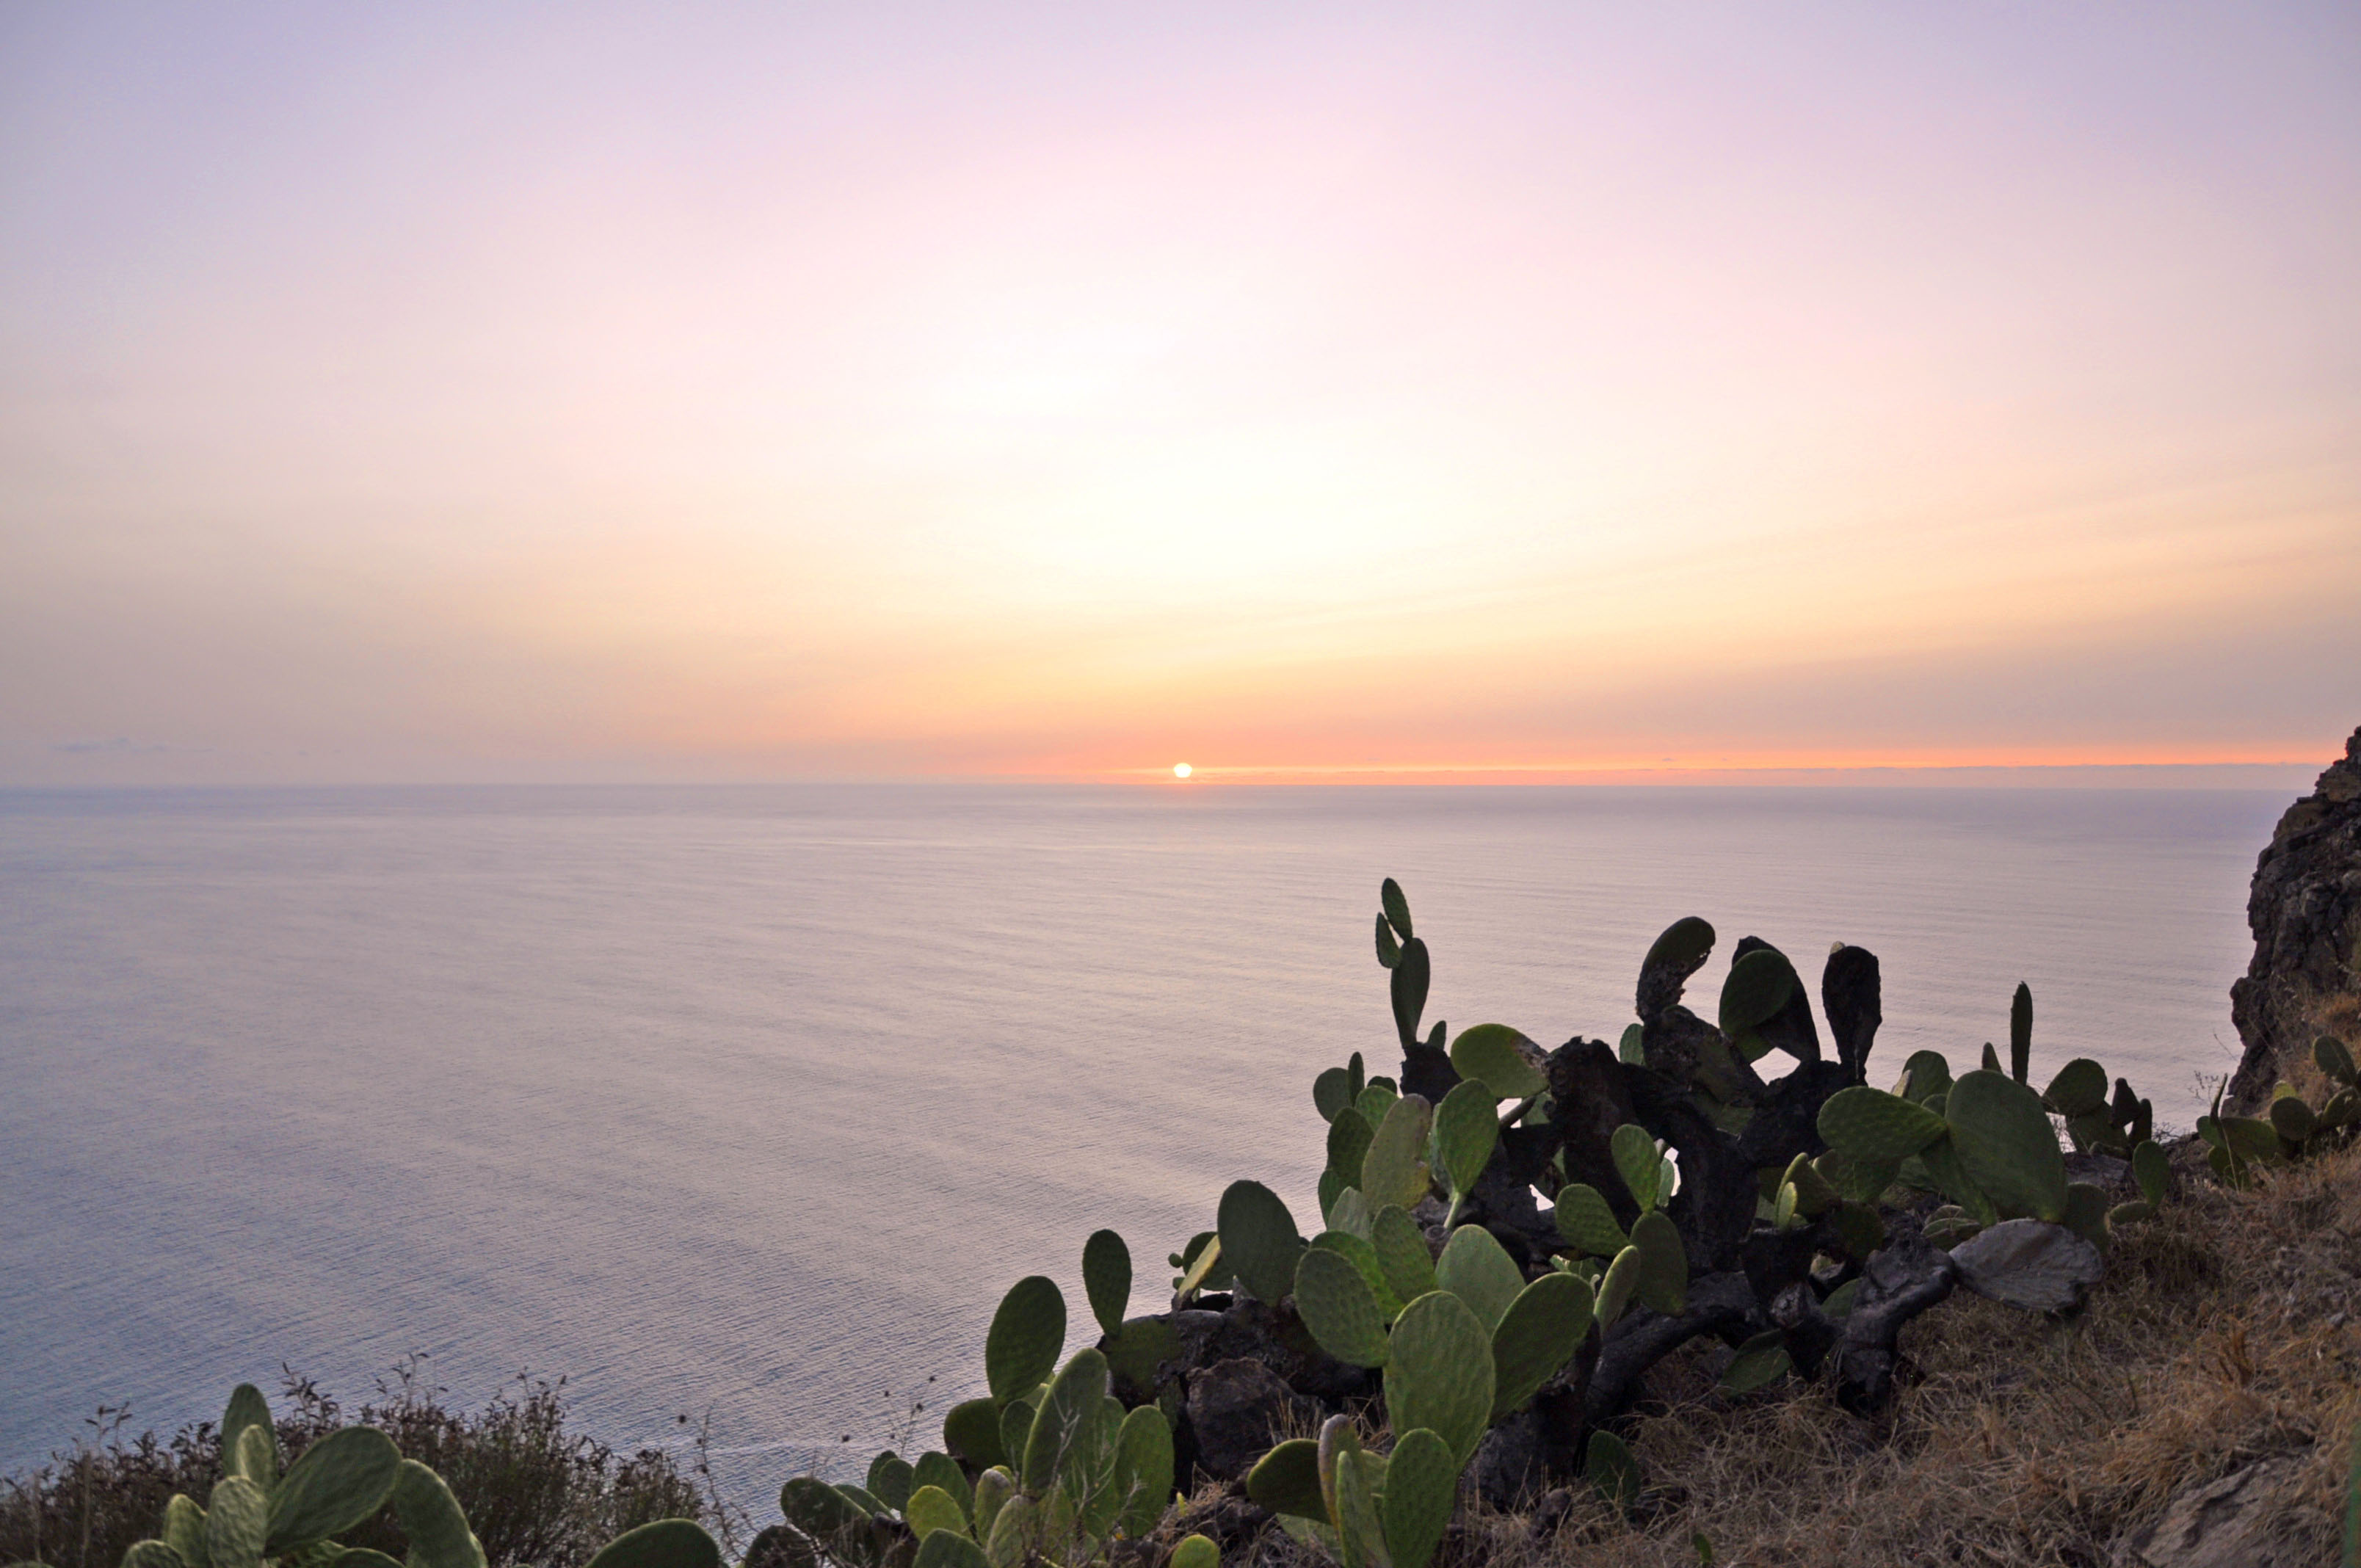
(2197, 1034, 2361, 1186)
(91, 1386, 713, 1568)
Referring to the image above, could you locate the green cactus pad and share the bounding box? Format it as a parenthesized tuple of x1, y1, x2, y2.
(204, 1478, 268, 1568)
(1823, 1277, 1863, 1318)
(1829, 1201, 1886, 1260)
(1313, 1230, 1404, 1316)
(914, 1532, 990, 1568)
(1022, 1350, 1112, 1493)
(2063, 1182, 2110, 1252)
(2042, 1059, 2108, 1117)
(584, 1521, 720, 1568)
(389, 1459, 485, 1568)
(1552, 1183, 1629, 1257)
(1618, 1024, 1645, 1064)
(1944, 1070, 2068, 1223)
(1611, 1125, 1664, 1211)
(218, 1388, 272, 1486)
(1448, 1025, 1545, 1101)
(910, 1454, 970, 1520)
(865, 1454, 914, 1513)
(162, 1494, 208, 1568)
(1325, 1187, 1375, 1239)
(2108, 1200, 2154, 1227)
(1719, 1330, 1791, 1393)
(1381, 878, 1413, 940)
(2009, 983, 2033, 1084)
(1584, 1431, 1641, 1509)
(1629, 1210, 1687, 1316)
(2131, 1139, 2169, 1208)
(1371, 1205, 1438, 1302)
(1594, 1245, 1641, 1327)
(1176, 1232, 1231, 1296)
(985, 1277, 1067, 1404)
(1433, 1081, 1500, 1203)
(1379, 1428, 1457, 1568)
(1327, 1108, 1377, 1188)
(1918, 1133, 1998, 1225)
(1082, 1230, 1133, 1337)
(1816, 1086, 1946, 1164)
(780, 1478, 872, 1552)
(996, 1402, 1037, 1478)
(904, 1486, 972, 1542)
(1893, 1050, 1952, 1103)
(2270, 1095, 2318, 1142)
(1433, 1225, 1524, 1333)
(1330, 1446, 1388, 1568)
(971, 1470, 1016, 1544)
(1981, 1042, 2002, 1074)
(1385, 1291, 1495, 1466)
(1246, 1438, 1327, 1522)
(2321, 1089, 2360, 1129)
(1360, 1095, 1436, 1211)
(2315, 1034, 2358, 1085)
(942, 1400, 1006, 1470)
(1171, 1536, 1220, 1568)
(2219, 1116, 2283, 1161)
(1780, 1152, 1838, 1217)
(982, 1495, 1033, 1568)
(1356, 1081, 1400, 1129)
(1111, 1406, 1173, 1539)
(1490, 1272, 1593, 1417)
(1642, 917, 1716, 981)
(1718, 947, 1796, 1038)
(1812, 1148, 1898, 1206)
(231, 1427, 276, 1493)
(264, 1426, 401, 1552)
(1103, 1316, 1182, 1397)
(1219, 1180, 1305, 1304)
(1375, 915, 1402, 970)
(122, 1543, 184, 1568)
(1294, 1246, 1393, 1367)
(1316, 1067, 1357, 1122)
(833, 1486, 888, 1517)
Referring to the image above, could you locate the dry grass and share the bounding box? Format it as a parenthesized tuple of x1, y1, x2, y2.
(1213, 1139, 2361, 1568)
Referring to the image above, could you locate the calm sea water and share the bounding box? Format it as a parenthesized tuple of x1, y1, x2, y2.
(0, 785, 2278, 1506)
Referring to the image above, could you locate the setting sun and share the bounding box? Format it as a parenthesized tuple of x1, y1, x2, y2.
(1172, 763, 1192, 779)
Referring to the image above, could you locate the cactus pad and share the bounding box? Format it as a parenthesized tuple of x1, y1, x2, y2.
(1375, 916, 1401, 970)
(265, 1425, 401, 1552)
(1816, 1086, 1946, 1164)
(1171, 1537, 1219, 1568)
(2270, 1094, 2318, 1142)
(1327, 1108, 1377, 1190)
(1611, 1125, 1664, 1211)
(902, 1488, 968, 1542)
(865, 1454, 914, 1513)
(985, 1277, 1066, 1404)
(1380, 878, 1413, 941)
(205, 1478, 268, 1568)
(1112, 1406, 1174, 1540)
(1448, 1025, 1546, 1101)
(2315, 1034, 2358, 1085)
(1552, 1183, 1629, 1257)
(1584, 1431, 1641, 1509)
(1360, 1095, 1436, 1211)
(1594, 1245, 1642, 1327)
(1943, 1070, 2068, 1223)
(1082, 1230, 1133, 1338)
(1218, 1180, 1305, 1305)
(1246, 1438, 1327, 1522)
(1371, 1205, 1437, 1302)
(910, 1454, 970, 1519)
(1379, 1428, 1457, 1568)
(1490, 1272, 1593, 1417)
(2131, 1139, 2169, 1208)
(915, 1533, 990, 1568)
(1719, 1330, 1791, 1393)
(1315, 1067, 1356, 1122)
(1434, 1225, 1524, 1333)
(1384, 1291, 1495, 1465)
(2042, 1059, 2108, 1117)
(942, 1401, 1006, 1470)
(390, 1459, 485, 1568)
(1433, 1081, 1501, 1206)
(1629, 1210, 1687, 1315)
(1718, 947, 1796, 1039)
(1022, 1350, 1111, 1494)
(584, 1522, 721, 1568)
(1294, 1246, 1392, 1368)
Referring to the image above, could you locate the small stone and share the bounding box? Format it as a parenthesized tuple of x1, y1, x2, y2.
(1949, 1219, 2105, 1313)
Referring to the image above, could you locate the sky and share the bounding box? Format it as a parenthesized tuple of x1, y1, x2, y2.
(3, 1, 2357, 785)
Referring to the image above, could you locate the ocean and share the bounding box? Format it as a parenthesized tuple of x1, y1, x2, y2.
(0, 784, 2280, 1509)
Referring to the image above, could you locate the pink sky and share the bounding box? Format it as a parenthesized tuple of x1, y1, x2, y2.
(4, 3, 2356, 784)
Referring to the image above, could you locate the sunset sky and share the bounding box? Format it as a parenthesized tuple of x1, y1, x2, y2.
(4, 2, 2357, 784)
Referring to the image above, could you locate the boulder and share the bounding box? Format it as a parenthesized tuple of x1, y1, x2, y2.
(2113, 1451, 2330, 1568)
(2228, 724, 2361, 1113)
(1180, 1357, 1317, 1482)
(1948, 1219, 2103, 1312)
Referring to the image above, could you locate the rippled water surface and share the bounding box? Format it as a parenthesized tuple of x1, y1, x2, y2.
(0, 785, 2277, 1501)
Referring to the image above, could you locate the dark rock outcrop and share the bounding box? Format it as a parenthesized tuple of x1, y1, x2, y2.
(2228, 724, 2361, 1112)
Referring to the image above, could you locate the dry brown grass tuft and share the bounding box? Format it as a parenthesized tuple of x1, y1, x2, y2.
(1217, 1140, 2361, 1567)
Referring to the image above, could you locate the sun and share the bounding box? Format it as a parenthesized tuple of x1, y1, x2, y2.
(1172, 762, 1192, 779)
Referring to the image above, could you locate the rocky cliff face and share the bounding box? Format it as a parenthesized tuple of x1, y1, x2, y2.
(2227, 724, 2361, 1111)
